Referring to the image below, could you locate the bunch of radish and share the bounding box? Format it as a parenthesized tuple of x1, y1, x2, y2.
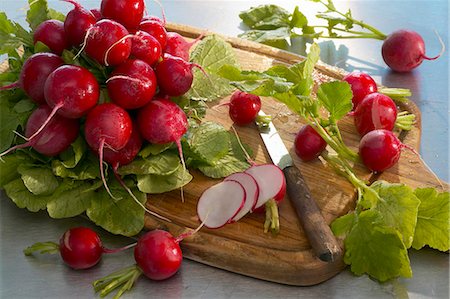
(293, 71, 416, 173)
(0, 0, 205, 212)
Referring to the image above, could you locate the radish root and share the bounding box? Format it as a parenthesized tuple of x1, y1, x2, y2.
(422, 30, 446, 60)
(104, 34, 133, 66)
(230, 125, 255, 165)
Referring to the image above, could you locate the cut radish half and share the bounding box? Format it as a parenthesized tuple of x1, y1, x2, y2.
(197, 181, 246, 229)
(245, 164, 286, 211)
(224, 172, 259, 222)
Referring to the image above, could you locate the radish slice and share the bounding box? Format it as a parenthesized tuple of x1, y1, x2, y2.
(224, 172, 259, 222)
(245, 164, 286, 211)
(197, 181, 246, 229)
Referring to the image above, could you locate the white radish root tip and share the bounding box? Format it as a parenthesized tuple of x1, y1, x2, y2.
(99, 139, 121, 200)
(24, 102, 63, 142)
(106, 75, 142, 85)
(230, 125, 255, 165)
(176, 140, 187, 203)
(422, 30, 445, 61)
(74, 26, 95, 59)
(175, 211, 209, 243)
(104, 34, 133, 66)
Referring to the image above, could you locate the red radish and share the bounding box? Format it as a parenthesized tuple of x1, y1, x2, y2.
(83, 19, 132, 66)
(134, 230, 182, 280)
(107, 59, 157, 109)
(155, 54, 203, 97)
(33, 20, 68, 55)
(84, 103, 132, 197)
(342, 71, 378, 109)
(164, 32, 203, 61)
(354, 92, 397, 136)
(63, 0, 97, 47)
(224, 172, 259, 222)
(0, 52, 63, 104)
(382, 30, 443, 72)
(294, 125, 327, 161)
(103, 123, 142, 170)
(244, 164, 286, 211)
(197, 180, 246, 228)
(359, 129, 404, 172)
(139, 20, 167, 49)
(90, 8, 102, 20)
(100, 0, 144, 30)
(0, 105, 79, 158)
(130, 31, 162, 66)
(228, 90, 262, 126)
(24, 227, 136, 270)
(142, 15, 164, 25)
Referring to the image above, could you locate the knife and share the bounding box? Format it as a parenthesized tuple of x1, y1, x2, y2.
(257, 111, 342, 262)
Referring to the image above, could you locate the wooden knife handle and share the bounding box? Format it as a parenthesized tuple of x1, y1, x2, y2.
(282, 165, 342, 262)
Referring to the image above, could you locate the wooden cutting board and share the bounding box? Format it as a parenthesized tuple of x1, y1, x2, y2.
(143, 24, 448, 286)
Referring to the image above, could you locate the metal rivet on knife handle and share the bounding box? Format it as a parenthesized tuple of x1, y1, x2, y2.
(282, 165, 342, 263)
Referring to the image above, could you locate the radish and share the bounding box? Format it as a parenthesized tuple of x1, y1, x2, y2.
(33, 20, 68, 55)
(100, 0, 144, 30)
(359, 129, 405, 172)
(130, 31, 162, 66)
(84, 103, 132, 197)
(0, 105, 79, 158)
(0, 52, 64, 104)
(139, 19, 168, 49)
(155, 54, 203, 97)
(24, 227, 136, 270)
(83, 19, 132, 66)
(382, 30, 443, 72)
(342, 71, 378, 109)
(90, 8, 102, 21)
(63, 0, 97, 47)
(142, 15, 164, 25)
(197, 180, 246, 228)
(244, 164, 286, 211)
(228, 90, 262, 126)
(354, 92, 397, 136)
(164, 32, 203, 61)
(106, 59, 157, 110)
(224, 172, 259, 222)
(294, 125, 327, 161)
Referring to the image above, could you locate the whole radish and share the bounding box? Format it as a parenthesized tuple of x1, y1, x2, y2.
(63, 0, 97, 47)
(342, 71, 378, 109)
(33, 20, 68, 55)
(0, 105, 79, 158)
(84, 103, 132, 197)
(155, 54, 203, 97)
(165, 32, 203, 61)
(382, 30, 442, 72)
(228, 90, 261, 126)
(139, 20, 168, 49)
(24, 227, 136, 270)
(131, 31, 162, 66)
(0, 52, 64, 104)
(294, 125, 327, 161)
(100, 0, 144, 30)
(359, 129, 404, 172)
(83, 19, 132, 66)
(106, 59, 157, 109)
(354, 93, 397, 136)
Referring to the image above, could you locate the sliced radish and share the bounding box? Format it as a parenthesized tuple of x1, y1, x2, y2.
(245, 164, 286, 211)
(224, 172, 259, 222)
(197, 181, 246, 229)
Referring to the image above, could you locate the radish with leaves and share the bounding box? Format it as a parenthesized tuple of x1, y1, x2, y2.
(0, 105, 79, 158)
(24, 227, 135, 270)
(63, 0, 97, 47)
(33, 20, 68, 55)
(0, 52, 64, 104)
(106, 59, 157, 109)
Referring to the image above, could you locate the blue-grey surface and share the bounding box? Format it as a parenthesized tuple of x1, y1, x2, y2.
(1, 1, 449, 298)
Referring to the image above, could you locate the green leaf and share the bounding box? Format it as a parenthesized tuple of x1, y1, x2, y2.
(48, 8, 66, 22)
(27, 0, 49, 31)
(47, 180, 100, 218)
(18, 166, 59, 196)
(136, 166, 193, 194)
(0, 152, 29, 187)
(4, 178, 50, 212)
(371, 181, 420, 248)
(290, 6, 308, 28)
(238, 27, 290, 49)
(188, 122, 230, 164)
(239, 4, 291, 30)
(34, 41, 51, 53)
(0, 104, 21, 152)
(118, 152, 181, 176)
(331, 212, 355, 237)
(344, 210, 412, 282)
(52, 154, 100, 180)
(138, 143, 173, 158)
(303, 43, 320, 80)
(0, 12, 33, 54)
(198, 153, 250, 179)
(316, 81, 353, 121)
(58, 136, 87, 169)
(229, 132, 254, 162)
(412, 188, 450, 251)
(186, 35, 238, 101)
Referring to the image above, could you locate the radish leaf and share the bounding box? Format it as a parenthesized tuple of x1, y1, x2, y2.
(239, 5, 291, 30)
(136, 166, 192, 194)
(4, 178, 51, 212)
(18, 166, 59, 196)
(26, 0, 50, 31)
(118, 153, 181, 176)
(316, 81, 353, 121)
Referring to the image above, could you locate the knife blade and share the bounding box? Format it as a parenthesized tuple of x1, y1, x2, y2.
(257, 111, 342, 262)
